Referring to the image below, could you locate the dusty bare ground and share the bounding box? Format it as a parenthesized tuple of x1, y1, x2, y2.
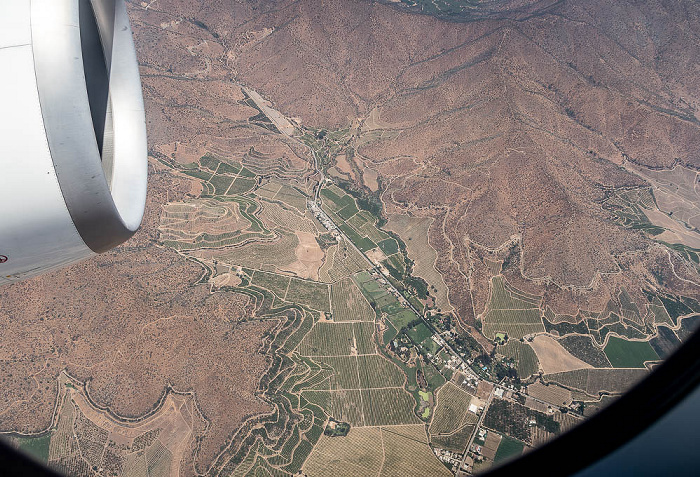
(278, 231, 325, 280)
(0, 171, 273, 474)
(530, 335, 593, 375)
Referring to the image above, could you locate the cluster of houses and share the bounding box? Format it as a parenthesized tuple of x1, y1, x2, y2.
(434, 448, 463, 472)
(308, 201, 339, 235)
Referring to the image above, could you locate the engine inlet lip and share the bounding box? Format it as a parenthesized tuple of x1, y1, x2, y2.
(31, 0, 147, 253)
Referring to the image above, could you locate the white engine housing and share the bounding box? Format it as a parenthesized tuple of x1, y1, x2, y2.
(0, 0, 147, 285)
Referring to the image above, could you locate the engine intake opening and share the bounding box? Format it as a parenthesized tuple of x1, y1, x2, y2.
(79, 0, 114, 185)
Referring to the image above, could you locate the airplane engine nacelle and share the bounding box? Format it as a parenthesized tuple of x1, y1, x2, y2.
(0, 0, 147, 285)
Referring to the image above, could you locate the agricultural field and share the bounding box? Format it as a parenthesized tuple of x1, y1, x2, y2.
(498, 340, 540, 378)
(481, 276, 544, 340)
(406, 322, 433, 344)
(543, 368, 648, 396)
(320, 186, 404, 274)
(493, 435, 525, 464)
(385, 214, 452, 312)
(318, 238, 369, 283)
(602, 188, 665, 236)
(251, 269, 291, 300)
(297, 322, 370, 356)
(6, 373, 200, 477)
(194, 229, 299, 270)
(286, 278, 331, 313)
(429, 382, 476, 436)
(557, 335, 611, 368)
(357, 355, 407, 388)
(330, 278, 375, 322)
(526, 382, 572, 407)
(301, 388, 419, 427)
(259, 200, 317, 235)
(303, 425, 450, 477)
(255, 180, 309, 212)
(429, 383, 478, 453)
(649, 326, 682, 359)
(159, 197, 276, 251)
(625, 164, 700, 248)
(603, 337, 660, 368)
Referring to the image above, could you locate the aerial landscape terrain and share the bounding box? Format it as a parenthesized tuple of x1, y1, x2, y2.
(1, 0, 700, 475)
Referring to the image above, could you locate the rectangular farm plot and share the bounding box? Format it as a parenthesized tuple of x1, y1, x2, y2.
(380, 425, 452, 477)
(493, 435, 525, 464)
(356, 355, 406, 388)
(543, 368, 648, 395)
(406, 322, 432, 344)
(362, 388, 421, 426)
(274, 186, 308, 212)
(429, 382, 475, 436)
(303, 425, 449, 477)
(302, 427, 384, 476)
(320, 186, 354, 212)
(604, 337, 659, 368)
(331, 389, 366, 425)
(208, 174, 234, 195)
(298, 323, 355, 356)
(482, 323, 545, 341)
(286, 278, 331, 312)
(353, 322, 377, 355)
(297, 322, 375, 356)
(387, 310, 419, 331)
(330, 278, 375, 322)
(337, 202, 360, 220)
(498, 341, 539, 378)
(251, 270, 290, 300)
(318, 356, 361, 390)
(226, 177, 257, 195)
(482, 276, 544, 339)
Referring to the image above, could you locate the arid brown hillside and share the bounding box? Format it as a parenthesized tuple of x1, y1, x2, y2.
(125, 0, 699, 319)
(0, 170, 273, 473)
(1, 2, 699, 475)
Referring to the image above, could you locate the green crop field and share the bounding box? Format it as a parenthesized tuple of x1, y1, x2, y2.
(251, 270, 291, 300)
(16, 435, 50, 463)
(362, 388, 422, 426)
(330, 278, 374, 322)
(430, 382, 475, 436)
(357, 355, 406, 388)
(406, 322, 432, 343)
(420, 335, 440, 354)
(482, 277, 544, 339)
(498, 340, 540, 378)
(493, 435, 525, 464)
(286, 278, 331, 312)
(318, 356, 361, 389)
(353, 322, 377, 355)
(388, 309, 419, 331)
(209, 174, 234, 195)
(604, 337, 659, 368)
(297, 323, 356, 356)
(378, 238, 400, 255)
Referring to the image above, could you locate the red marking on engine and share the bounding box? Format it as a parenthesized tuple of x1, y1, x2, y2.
(0, 256, 7, 263)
